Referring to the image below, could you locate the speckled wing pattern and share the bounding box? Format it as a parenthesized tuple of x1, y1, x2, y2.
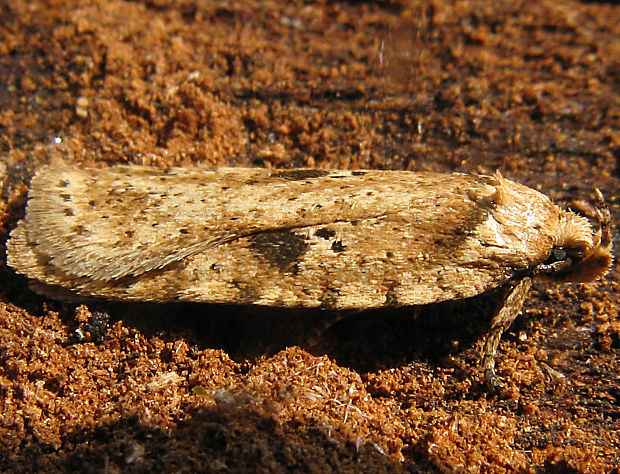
(7, 166, 562, 309)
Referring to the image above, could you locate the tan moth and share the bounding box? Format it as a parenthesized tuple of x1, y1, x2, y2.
(6, 165, 613, 383)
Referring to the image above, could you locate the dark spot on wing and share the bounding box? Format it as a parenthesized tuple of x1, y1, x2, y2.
(232, 281, 260, 303)
(452, 225, 469, 236)
(434, 195, 498, 252)
(331, 240, 346, 253)
(320, 287, 340, 309)
(60, 193, 72, 202)
(72, 225, 88, 236)
(384, 281, 400, 306)
(58, 180, 70, 188)
(64, 208, 75, 216)
(316, 228, 336, 240)
(250, 230, 309, 272)
(270, 169, 332, 181)
(352, 171, 366, 176)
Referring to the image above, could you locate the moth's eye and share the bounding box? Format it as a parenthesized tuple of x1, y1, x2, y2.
(544, 247, 568, 265)
(552, 248, 567, 262)
(546, 246, 586, 266)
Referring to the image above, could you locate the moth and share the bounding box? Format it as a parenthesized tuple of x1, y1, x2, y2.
(6, 165, 613, 383)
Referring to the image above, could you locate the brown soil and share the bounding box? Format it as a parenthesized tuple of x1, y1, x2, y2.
(1, 0, 618, 472)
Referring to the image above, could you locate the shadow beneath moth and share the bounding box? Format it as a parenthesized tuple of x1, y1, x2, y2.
(6, 165, 613, 386)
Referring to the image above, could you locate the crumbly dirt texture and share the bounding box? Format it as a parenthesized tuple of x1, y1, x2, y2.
(0, 0, 618, 472)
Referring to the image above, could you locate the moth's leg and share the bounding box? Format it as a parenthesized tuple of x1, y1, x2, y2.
(482, 277, 532, 388)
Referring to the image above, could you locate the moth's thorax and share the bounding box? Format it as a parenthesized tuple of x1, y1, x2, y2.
(474, 176, 560, 269)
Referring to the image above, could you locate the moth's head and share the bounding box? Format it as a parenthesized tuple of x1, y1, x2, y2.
(537, 190, 613, 283)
